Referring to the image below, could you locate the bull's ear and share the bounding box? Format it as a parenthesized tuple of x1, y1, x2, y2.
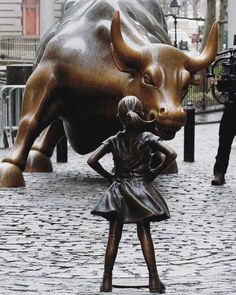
(110, 44, 138, 74)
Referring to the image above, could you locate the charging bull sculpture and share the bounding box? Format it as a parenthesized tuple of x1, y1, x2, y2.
(0, 0, 218, 187)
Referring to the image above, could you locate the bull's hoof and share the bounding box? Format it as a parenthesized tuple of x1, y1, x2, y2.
(0, 162, 25, 187)
(25, 150, 53, 172)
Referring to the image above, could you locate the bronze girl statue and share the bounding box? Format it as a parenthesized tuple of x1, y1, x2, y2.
(87, 96, 176, 293)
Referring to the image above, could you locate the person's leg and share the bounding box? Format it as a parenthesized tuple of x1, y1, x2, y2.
(212, 114, 234, 184)
(214, 128, 234, 175)
(101, 219, 123, 292)
(137, 221, 165, 293)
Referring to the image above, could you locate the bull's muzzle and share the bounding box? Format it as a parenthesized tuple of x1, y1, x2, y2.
(148, 105, 186, 140)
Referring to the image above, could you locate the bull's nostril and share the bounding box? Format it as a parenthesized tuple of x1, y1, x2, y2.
(158, 107, 167, 116)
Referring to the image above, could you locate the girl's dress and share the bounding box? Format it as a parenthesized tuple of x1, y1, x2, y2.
(91, 131, 170, 223)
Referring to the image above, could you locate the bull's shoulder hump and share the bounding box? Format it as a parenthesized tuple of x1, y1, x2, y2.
(58, 0, 116, 31)
(39, 0, 171, 62)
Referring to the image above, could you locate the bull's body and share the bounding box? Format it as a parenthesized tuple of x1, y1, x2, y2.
(36, 0, 170, 154)
(0, 0, 218, 187)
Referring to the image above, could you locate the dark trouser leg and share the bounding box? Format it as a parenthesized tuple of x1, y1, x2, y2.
(101, 219, 123, 292)
(214, 120, 235, 175)
(137, 221, 164, 293)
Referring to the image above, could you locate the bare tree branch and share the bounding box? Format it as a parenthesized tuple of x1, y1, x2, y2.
(200, 0, 216, 52)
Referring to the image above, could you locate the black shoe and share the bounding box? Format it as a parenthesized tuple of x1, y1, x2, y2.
(211, 173, 225, 185)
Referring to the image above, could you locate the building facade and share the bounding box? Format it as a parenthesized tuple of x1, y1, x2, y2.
(0, 0, 64, 36)
(228, 0, 236, 48)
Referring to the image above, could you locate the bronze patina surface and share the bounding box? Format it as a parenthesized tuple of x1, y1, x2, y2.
(0, 0, 218, 187)
(88, 96, 174, 293)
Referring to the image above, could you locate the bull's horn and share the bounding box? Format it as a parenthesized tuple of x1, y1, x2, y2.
(186, 21, 218, 71)
(111, 11, 141, 66)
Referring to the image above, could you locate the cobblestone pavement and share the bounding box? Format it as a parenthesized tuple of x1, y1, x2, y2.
(0, 123, 236, 295)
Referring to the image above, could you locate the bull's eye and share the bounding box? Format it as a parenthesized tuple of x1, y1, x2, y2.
(142, 74, 154, 86)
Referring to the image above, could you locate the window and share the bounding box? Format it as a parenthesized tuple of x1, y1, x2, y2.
(22, 0, 40, 36)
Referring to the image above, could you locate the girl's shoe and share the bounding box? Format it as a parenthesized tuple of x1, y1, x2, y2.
(100, 272, 112, 292)
(149, 276, 166, 293)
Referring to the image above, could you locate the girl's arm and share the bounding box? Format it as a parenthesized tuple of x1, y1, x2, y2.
(87, 143, 114, 184)
(150, 141, 177, 180)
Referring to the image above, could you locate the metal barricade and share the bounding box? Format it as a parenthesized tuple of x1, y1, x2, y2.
(0, 85, 25, 148)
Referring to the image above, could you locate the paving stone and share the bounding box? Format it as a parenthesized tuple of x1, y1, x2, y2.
(0, 123, 235, 294)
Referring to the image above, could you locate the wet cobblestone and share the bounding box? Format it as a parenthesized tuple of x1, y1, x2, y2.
(0, 123, 236, 294)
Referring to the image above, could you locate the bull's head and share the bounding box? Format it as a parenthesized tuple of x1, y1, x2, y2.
(110, 11, 218, 139)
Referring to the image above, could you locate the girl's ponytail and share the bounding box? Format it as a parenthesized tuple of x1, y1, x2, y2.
(125, 110, 140, 130)
(118, 96, 156, 132)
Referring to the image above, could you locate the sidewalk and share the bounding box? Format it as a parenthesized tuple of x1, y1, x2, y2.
(0, 122, 235, 295)
(195, 107, 223, 124)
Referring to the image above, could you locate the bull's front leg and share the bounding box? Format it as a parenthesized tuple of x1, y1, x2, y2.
(24, 118, 65, 173)
(0, 65, 60, 187)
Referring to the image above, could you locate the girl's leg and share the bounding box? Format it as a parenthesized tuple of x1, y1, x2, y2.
(101, 219, 123, 292)
(137, 221, 165, 293)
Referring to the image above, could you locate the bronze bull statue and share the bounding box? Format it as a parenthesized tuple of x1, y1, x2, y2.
(0, 0, 218, 187)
